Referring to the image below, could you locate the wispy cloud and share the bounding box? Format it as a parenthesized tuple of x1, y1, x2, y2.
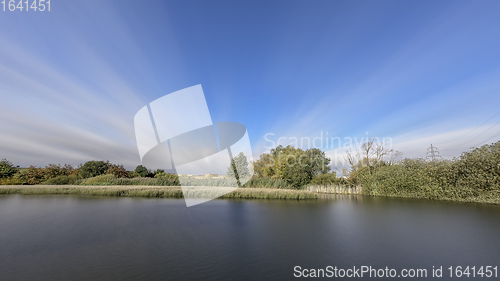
(1, 0, 499, 171)
(0, 36, 143, 168)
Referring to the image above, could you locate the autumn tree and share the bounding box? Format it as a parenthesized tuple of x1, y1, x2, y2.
(106, 163, 128, 178)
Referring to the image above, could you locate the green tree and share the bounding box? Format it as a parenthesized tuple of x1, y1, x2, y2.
(0, 159, 18, 179)
(153, 169, 165, 177)
(79, 161, 108, 178)
(305, 148, 331, 175)
(252, 153, 276, 178)
(253, 145, 331, 188)
(227, 152, 251, 185)
(134, 165, 151, 177)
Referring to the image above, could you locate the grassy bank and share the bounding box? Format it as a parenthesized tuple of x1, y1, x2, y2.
(2, 184, 499, 204)
(0, 185, 318, 200)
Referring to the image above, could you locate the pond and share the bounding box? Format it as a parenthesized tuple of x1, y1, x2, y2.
(1, 195, 499, 280)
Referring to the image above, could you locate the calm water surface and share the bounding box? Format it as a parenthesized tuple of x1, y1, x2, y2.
(1, 194, 499, 280)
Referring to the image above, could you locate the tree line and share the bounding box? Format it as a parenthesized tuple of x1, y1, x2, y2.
(0, 160, 177, 185)
(348, 141, 500, 199)
(1, 141, 499, 196)
(0, 145, 334, 188)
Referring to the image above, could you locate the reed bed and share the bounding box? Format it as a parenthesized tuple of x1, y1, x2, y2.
(307, 184, 361, 195)
(367, 185, 500, 205)
(0, 185, 183, 198)
(75, 175, 293, 189)
(0, 185, 317, 200)
(222, 188, 317, 200)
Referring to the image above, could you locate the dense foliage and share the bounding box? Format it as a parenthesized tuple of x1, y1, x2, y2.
(79, 161, 108, 178)
(310, 172, 340, 185)
(0, 161, 131, 185)
(134, 165, 150, 177)
(253, 145, 331, 188)
(453, 142, 500, 190)
(243, 177, 292, 189)
(348, 141, 500, 200)
(18, 164, 77, 185)
(0, 159, 18, 179)
(105, 163, 128, 178)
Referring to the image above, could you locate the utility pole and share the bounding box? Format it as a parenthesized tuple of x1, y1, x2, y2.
(426, 144, 442, 161)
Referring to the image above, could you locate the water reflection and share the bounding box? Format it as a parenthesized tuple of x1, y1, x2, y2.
(0, 195, 499, 280)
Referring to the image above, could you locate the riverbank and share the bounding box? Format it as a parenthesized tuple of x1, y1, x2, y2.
(0, 185, 318, 200)
(307, 184, 500, 205)
(3, 185, 500, 205)
(374, 189, 500, 205)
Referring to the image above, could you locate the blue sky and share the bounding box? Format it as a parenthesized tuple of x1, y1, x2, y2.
(1, 0, 500, 169)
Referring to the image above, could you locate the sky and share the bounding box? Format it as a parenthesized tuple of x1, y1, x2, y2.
(1, 0, 500, 170)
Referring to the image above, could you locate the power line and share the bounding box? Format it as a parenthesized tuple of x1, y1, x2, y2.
(469, 131, 500, 149)
(446, 120, 500, 151)
(439, 110, 500, 145)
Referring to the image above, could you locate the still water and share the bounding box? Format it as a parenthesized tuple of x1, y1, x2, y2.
(1, 194, 499, 280)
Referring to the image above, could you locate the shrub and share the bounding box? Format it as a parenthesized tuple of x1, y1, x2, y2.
(18, 166, 46, 185)
(153, 169, 165, 177)
(154, 172, 180, 183)
(345, 141, 500, 200)
(127, 171, 141, 178)
(311, 172, 339, 185)
(118, 176, 179, 186)
(44, 164, 76, 179)
(454, 142, 500, 190)
(80, 174, 116, 185)
(79, 175, 180, 186)
(43, 175, 79, 185)
(0, 177, 24, 185)
(243, 177, 293, 189)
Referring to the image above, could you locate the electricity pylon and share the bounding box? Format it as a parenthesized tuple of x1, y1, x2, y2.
(426, 144, 442, 161)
